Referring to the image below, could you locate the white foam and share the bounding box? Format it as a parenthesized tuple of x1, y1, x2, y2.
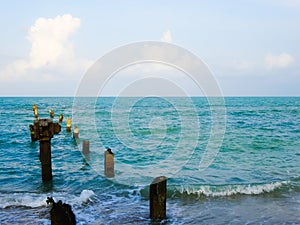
(0, 193, 48, 208)
(0, 189, 96, 209)
(79, 190, 95, 203)
(178, 181, 288, 197)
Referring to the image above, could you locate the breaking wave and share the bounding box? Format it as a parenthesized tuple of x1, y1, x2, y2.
(0, 189, 95, 209)
(171, 181, 289, 197)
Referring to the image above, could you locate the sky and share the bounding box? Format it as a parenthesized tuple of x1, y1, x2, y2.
(0, 0, 299, 96)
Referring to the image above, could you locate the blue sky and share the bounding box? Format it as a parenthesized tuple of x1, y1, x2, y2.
(0, 0, 299, 96)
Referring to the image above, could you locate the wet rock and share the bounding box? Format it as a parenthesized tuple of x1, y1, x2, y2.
(46, 197, 76, 225)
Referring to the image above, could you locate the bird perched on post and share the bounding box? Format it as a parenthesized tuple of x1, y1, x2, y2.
(107, 148, 114, 154)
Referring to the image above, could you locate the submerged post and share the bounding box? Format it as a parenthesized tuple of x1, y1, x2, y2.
(104, 148, 114, 178)
(150, 176, 167, 220)
(30, 119, 61, 181)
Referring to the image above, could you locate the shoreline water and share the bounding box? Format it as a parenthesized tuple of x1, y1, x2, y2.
(1, 186, 299, 224)
(0, 97, 299, 224)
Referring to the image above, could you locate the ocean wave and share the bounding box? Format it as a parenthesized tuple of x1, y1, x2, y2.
(0, 189, 95, 209)
(171, 181, 289, 197)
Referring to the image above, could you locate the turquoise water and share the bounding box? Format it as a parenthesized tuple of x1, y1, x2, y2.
(0, 97, 299, 224)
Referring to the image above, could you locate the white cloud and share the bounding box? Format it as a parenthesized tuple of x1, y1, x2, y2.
(232, 59, 255, 71)
(216, 52, 295, 77)
(265, 52, 295, 70)
(0, 14, 92, 81)
(160, 30, 172, 43)
(28, 14, 80, 69)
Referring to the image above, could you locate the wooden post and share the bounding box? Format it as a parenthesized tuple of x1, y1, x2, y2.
(104, 148, 114, 178)
(150, 176, 167, 220)
(82, 140, 90, 155)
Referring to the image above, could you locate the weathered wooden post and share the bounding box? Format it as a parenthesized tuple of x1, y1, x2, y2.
(150, 176, 167, 220)
(104, 148, 114, 178)
(82, 140, 90, 155)
(30, 119, 61, 181)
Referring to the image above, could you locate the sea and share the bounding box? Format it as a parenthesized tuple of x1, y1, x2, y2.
(0, 96, 299, 225)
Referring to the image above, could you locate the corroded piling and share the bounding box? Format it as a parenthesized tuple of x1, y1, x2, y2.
(150, 176, 167, 220)
(30, 119, 61, 181)
(29, 124, 37, 142)
(104, 148, 114, 178)
(40, 138, 52, 181)
(82, 140, 90, 155)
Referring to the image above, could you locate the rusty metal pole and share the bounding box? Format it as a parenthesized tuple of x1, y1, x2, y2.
(40, 138, 52, 181)
(30, 119, 61, 182)
(150, 176, 167, 220)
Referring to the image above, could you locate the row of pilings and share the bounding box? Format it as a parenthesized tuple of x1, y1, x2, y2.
(29, 106, 167, 223)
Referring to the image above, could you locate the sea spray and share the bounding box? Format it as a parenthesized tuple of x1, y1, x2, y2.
(79, 190, 95, 203)
(0, 190, 96, 209)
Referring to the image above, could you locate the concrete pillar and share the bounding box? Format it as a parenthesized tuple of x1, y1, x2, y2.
(104, 148, 114, 178)
(150, 176, 167, 220)
(82, 140, 90, 155)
